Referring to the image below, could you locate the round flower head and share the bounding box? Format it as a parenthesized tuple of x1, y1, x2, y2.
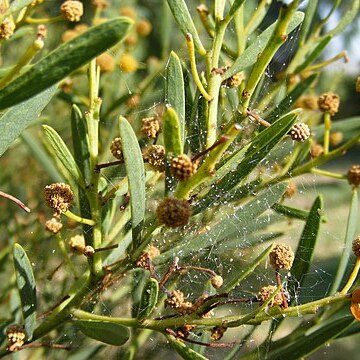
(156, 197, 191, 228)
(329, 131, 343, 147)
(45, 217, 63, 234)
(92, 0, 108, 10)
(6, 324, 26, 352)
(136, 19, 152, 37)
(294, 95, 318, 111)
(171, 154, 197, 181)
(44, 183, 74, 215)
(69, 234, 86, 253)
(136, 245, 160, 269)
(317, 92, 340, 116)
(60, 1, 84, 22)
(165, 290, 193, 314)
(269, 243, 294, 271)
(0, 18, 15, 40)
(347, 165, 360, 187)
(310, 143, 324, 158)
(143, 145, 165, 172)
(141, 116, 160, 138)
(257, 285, 283, 307)
(96, 53, 115, 73)
(284, 181, 297, 198)
(211, 275, 224, 289)
(83, 245, 95, 257)
(288, 123, 311, 142)
(110, 137, 123, 160)
(119, 53, 139, 73)
(352, 236, 360, 257)
(119, 6, 137, 19)
(223, 71, 245, 88)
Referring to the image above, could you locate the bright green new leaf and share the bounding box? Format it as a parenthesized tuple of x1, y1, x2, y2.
(163, 106, 183, 156)
(137, 278, 159, 320)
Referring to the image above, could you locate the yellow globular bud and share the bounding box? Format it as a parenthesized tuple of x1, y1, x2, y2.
(269, 243, 294, 271)
(352, 236, 360, 257)
(329, 131, 343, 147)
(317, 92, 340, 116)
(288, 123, 311, 142)
(171, 154, 197, 181)
(143, 145, 166, 172)
(0, 17, 15, 40)
(156, 197, 191, 228)
(44, 183, 74, 215)
(257, 285, 283, 307)
(6, 325, 26, 352)
(124, 33, 138, 47)
(119, 6, 137, 19)
(347, 165, 360, 187)
(210, 275, 223, 289)
(294, 95, 318, 111)
(45, 217, 63, 234)
(310, 143, 324, 158)
(60, 1, 84, 22)
(69, 234, 86, 253)
(119, 53, 139, 73)
(136, 19, 152, 37)
(96, 52, 115, 73)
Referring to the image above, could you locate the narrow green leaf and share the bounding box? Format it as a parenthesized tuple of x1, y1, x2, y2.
(156, 183, 287, 264)
(271, 203, 309, 221)
(167, 335, 208, 360)
(119, 116, 145, 246)
(166, 0, 206, 55)
(165, 51, 185, 143)
(326, 0, 359, 37)
(0, 86, 56, 157)
(291, 196, 323, 287)
(42, 125, 85, 188)
(13, 244, 36, 340)
(267, 74, 317, 122)
(225, 12, 305, 79)
(76, 320, 130, 346)
(163, 106, 183, 156)
(137, 278, 159, 320)
(294, 36, 332, 74)
(264, 315, 354, 360)
(330, 189, 359, 294)
(222, 244, 274, 293)
(71, 105, 91, 183)
(228, 0, 246, 18)
(298, 0, 318, 43)
(21, 131, 63, 182)
(0, 18, 133, 110)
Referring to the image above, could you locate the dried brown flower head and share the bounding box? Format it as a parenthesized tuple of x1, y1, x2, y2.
(126, 94, 140, 108)
(110, 137, 123, 160)
(6, 325, 26, 352)
(269, 243, 294, 271)
(210, 275, 223, 289)
(347, 165, 360, 187)
(119, 53, 138, 73)
(96, 53, 115, 73)
(288, 123, 311, 142)
(156, 197, 191, 228)
(284, 181, 297, 198)
(171, 154, 197, 181)
(329, 131, 343, 147)
(143, 145, 165, 172)
(352, 236, 360, 257)
(223, 71, 245, 88)
(257, 285, 283, 307)
(310, 143, 324, 158)
(0, 18, 15, 40)
(317, 92, 340, 116)
(45, 217, 63, 234)
(294, 95, 318, 110)
(136, 245, 160, 269)
(60, 1, 83, 22)
(136, 19, 152, 37)
(165, 290, 193, 314)
(69, 234, 86, 253)
(44, 183, 74, 215)
(141, 116, 160, 138)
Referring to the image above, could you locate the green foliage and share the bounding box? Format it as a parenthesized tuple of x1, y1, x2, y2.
(0, 1, 359, 359)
